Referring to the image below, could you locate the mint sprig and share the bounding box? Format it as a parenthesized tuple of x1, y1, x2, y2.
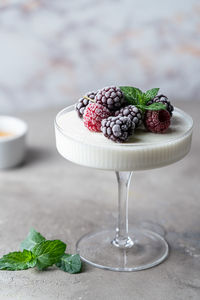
(0, 228, 82, 274)
(120, 86, 165, 112)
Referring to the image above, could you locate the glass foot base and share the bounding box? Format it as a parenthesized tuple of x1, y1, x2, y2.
(76, 228, 169, 272)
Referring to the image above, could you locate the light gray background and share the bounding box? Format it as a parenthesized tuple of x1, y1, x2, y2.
(0, 0, 200, 113)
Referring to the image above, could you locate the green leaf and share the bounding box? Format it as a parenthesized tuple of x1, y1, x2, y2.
(0, 250, 36, 271)
(56, 254, 82, 274)
(120, 86, 143, 105)
(144, 88, 159, 102)
(135, 104, 146, 112)
(145, 102, 166, 111)
(20, 228, 46, 251)
(32, 240, 66, 270)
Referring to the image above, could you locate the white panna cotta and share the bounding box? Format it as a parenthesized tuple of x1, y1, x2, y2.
(55, 106, 193, 171)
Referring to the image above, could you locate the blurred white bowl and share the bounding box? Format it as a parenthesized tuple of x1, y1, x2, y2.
(0, 116, 28, 169)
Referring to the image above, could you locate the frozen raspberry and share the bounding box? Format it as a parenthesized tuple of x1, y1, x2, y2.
(101, 116, 133, 143)
(144, 109, 171, 133)
(95, 86, 124, 111)
(115, 105, 143, 128)
(75, 91, 97, 118)
(147, 94, 174, 116)
(83, 103, 111, 132)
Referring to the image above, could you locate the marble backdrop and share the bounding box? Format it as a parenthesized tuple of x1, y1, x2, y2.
(0, 0, 200, 113)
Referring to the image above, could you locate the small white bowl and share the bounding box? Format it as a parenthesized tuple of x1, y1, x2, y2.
(0, 116, 28, 169)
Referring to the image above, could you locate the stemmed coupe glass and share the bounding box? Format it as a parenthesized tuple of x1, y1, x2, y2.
(55, 105, 193, 271)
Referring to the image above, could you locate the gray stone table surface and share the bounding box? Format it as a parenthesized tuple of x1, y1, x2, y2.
(0, 101, 199, 300)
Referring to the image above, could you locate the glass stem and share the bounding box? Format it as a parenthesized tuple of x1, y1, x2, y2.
(112, 171, 134, 249)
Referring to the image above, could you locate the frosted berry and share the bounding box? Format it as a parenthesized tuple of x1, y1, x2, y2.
(95, 86, 124, 111)
(83, 103, 111, 132)
(147, 94, 174, 116)
(75, 91, 97, 118)
(144, 110, 171, 133)
(101, 116, 133, 143)
(115, 105, 142, 128)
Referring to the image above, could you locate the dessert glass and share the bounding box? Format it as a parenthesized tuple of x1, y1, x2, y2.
(55, 105, 193, 271)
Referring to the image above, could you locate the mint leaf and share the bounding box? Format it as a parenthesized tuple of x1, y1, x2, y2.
(135, 104, 146, 112)
(120, 86, 165, 113)
(144, 88, 159, 102)
(32, 240, 66, 270)
(0, 250, 36, 271)
(145, 102, 166, 111)
(20, 228, 46, 251)
(120, 86, 143, 105)
(56, 254, 82, 274)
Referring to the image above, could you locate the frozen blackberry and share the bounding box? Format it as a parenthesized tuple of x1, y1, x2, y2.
(75, 91, 97, 118)
(144, 109, 170, 133)
(147, 94, 174, 116)
(95, 86, 124, 111)
(101, 116, 133, 143)
(115, 105, 142, 128)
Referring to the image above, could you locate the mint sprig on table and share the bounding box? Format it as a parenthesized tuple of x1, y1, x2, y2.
(120, 86, 166, 111)
(0, 228, 82, 274)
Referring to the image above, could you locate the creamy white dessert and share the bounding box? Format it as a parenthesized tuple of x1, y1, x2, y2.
(55, 106, 193, 171)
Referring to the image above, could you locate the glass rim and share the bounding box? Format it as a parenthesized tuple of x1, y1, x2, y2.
(54, 105, 193, 148)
